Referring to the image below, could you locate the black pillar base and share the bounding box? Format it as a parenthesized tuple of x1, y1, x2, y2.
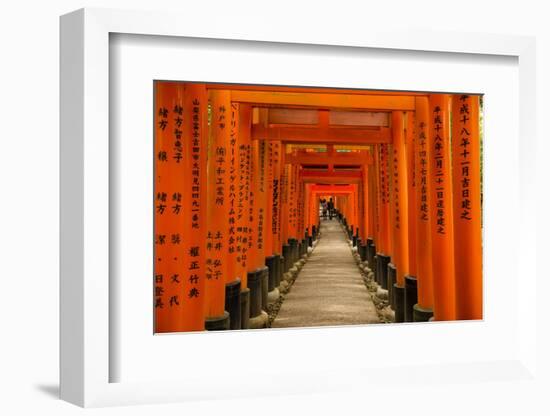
(366, 239, 375, 269)
(352, 235, 358, 247)
(225, 279, 242, 330)
(278, 255, 284, 284)
(413, 304, 433, 322)
(301, 238, 307, 257)
(404, 275, 418, 322)
(359, 242, 367, 262)
(205, 311, 230, 331)
(265, 255, 276, 292)
(240, 288, 250, 329)
(308, 235, 313, 247)
(247, 269, 262, 318)
(394, 284, 405, 323)
(312, 225, 317, 240)
(282, 244, 291, 272)
(288, 238, 298, 265)
(258, 266, 269, 312)
(272, 254, 281, 287)
(376, 253, 390, 288)
(387, 263, 397, 308)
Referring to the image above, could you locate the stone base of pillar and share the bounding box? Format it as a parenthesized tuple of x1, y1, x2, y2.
(225, 279, 241, 330)
(393, 284, 405, 323)
(240, 288, 250, 330)
(376, 287, 389, 301)
(413, 304, 433, 322)
(249, 310, 268, 329)
(205, 311, 230, 331)
(267, 287, 280, 305)
(404, 275, 418, 322)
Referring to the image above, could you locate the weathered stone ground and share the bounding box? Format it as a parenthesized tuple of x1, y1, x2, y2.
(270, 219, 381, 328)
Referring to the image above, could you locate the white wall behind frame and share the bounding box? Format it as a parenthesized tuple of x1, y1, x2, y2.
(1, 0, 548, 414)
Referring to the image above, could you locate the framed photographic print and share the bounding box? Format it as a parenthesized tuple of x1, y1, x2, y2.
(60, 7, 537, 408)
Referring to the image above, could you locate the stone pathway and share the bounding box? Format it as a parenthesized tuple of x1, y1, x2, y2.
(271, 219, 380, 328)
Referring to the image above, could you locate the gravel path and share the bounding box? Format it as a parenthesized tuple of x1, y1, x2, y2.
(271, 220, 380, 328)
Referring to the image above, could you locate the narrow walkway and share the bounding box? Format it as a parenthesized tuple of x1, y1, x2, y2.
(271, 220, 380, 328)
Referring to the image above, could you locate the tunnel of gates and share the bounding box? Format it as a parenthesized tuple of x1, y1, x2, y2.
(154, 82, 482, 332)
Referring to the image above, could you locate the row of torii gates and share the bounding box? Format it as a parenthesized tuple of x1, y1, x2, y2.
(154, 81, 482, 333)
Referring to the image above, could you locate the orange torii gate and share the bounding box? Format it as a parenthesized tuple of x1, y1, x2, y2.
(204, 90, 231, 330)
(428, 95, 456, 321)
(224, 101, 242, 329)
(413, 97, 435, 321)
(153, 81, 483, 333)
(154, 82, 208, 333)
(404, 110, 418, 322)
(264, 140, 283, 305)
(374, 142, 393, 293)
(451, 95, 482, 320)
(388, 111, 410, 322)
(307, 183, 357, 239)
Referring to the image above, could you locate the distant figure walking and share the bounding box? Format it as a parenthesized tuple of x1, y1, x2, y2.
(321, 199, 328, 220)
(328, 198, 334, 220)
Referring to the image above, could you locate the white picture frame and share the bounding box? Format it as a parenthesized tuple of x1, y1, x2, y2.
(60, 7, 538, 408)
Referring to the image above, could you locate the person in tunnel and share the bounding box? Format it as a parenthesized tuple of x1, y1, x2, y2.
(328, 197, 334, 220)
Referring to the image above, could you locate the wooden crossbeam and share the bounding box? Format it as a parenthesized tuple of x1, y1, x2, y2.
(312, 190, 354, 195)
(301, 170, 362, 178)
(286, 152, 373, 165)
(265, 108, 389, 128)
(310, 184, 354, 192)
(231, 90, 415, 111)
(252, 124, 391, 144)
(302, 177, 360, 184)
(206, 83, 427, 97)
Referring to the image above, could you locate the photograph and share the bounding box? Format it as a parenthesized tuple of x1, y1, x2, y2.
(153, 81, 483, 333)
